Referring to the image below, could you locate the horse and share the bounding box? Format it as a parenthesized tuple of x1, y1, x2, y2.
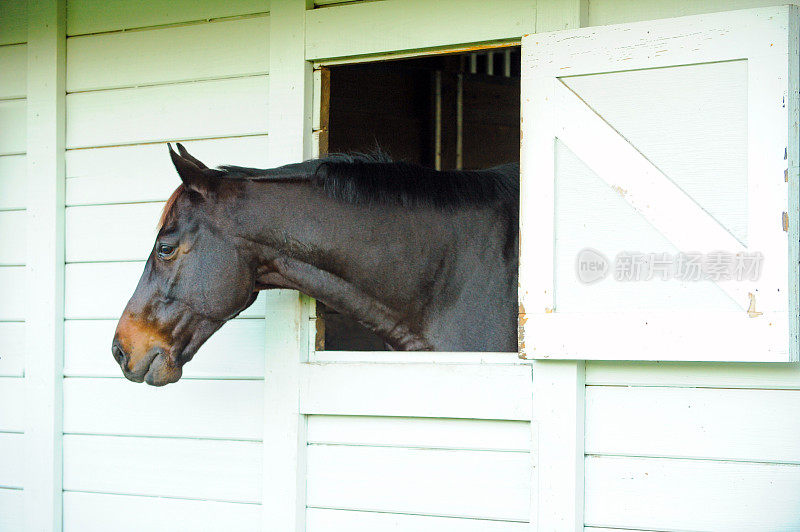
(111, 143, 519, 386)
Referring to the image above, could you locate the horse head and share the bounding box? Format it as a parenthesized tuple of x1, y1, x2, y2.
(112, 144, 260, 386)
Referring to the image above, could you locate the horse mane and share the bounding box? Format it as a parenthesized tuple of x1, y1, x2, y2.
(159, 152, 519, 229)
(219, 152, 520, 211)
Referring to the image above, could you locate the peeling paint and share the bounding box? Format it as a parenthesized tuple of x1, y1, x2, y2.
(747, 293, 763, 318)
(783, 211, 789, 232)
(611, 184, 628, 197)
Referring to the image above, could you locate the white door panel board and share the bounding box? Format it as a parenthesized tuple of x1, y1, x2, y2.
(66, 0, 269, 36)
(65, 202, 163, 262)
(0, 99, 26, 155)
(63, 378, 263, 440)
(65, 136, 269, 206)
(0, 376, 24, 431)
(585, 455, 800, 530)
(307, 416, 530, 452)
(64, 262, 268, 319)
(0, 322, 24, 376)
(64, 318, 265, 378)
(306, 444, 531, 521)
(63, 491, 261, 532)
(300, 362, 532, 420)
(0, 210, 25, 265)
(67, 16, 269, 92)
(0, 266, 25, 320)
(66, 76, 269, 149)
(0, 433, 24, 488)
(0, 155, 26, 210)
(306, 508, 529, 532)
(586, 385, 800, 462)
(520, 6, 798, 361)
(63, 434, 262, 503)
(0, 44, 26, 98)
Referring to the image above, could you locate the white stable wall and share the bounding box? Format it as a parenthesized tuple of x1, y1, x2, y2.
(60, 2, 271, 530)
(0, 2, 27, 528)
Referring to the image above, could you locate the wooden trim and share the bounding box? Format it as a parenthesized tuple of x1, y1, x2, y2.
(262, 2, 314, 529)
(24, 0, 66, 530)
(531, 360, 585, 531)
(304, 0, 534, 61)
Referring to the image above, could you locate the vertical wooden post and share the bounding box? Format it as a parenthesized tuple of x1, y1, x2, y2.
(531, 361, 585, 531)
(24, 0, 66, 530)
(535, 0, 588, 32)
(263, 1, 313, 530)
(525, 2, 588, 530)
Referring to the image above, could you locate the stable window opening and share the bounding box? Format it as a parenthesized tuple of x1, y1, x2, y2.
(314, 47, 521, 351)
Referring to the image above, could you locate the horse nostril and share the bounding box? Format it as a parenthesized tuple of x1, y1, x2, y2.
(111, 342, 128, 367)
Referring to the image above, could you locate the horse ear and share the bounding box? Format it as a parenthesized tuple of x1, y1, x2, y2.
(168, 143, 214, 198)
(176, 142, 209, 169)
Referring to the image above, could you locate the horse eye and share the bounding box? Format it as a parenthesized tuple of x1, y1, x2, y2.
(157, 243, 177, 259)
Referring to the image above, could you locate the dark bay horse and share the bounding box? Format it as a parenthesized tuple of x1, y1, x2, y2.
(112, 144, 519, 386)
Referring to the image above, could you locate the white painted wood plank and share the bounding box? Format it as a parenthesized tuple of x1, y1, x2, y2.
(66, 76, 269, 149)
(67, 17, 269, 92)
(64, 262, 268, 319)
(587, 0, 797, 26)
(65, 135, 269, 206)
(0, 488, 23, 531)
(64, 318, 265, 378)
(0, 266, 25, 320)
(0, 155, 26, 209)
(586, 386, 800, 463)
(66, 202, 162, 262)
(0, 433, 24, 488)
(307, 445, 530, 521)
(64, 491, 261, 532)
(583, 528, 654, 532)
(0, 99, 26, 155)
(307, 508, 529, 532)
(0, 376, 24, 431)
(0, 322, 24, 376)
(585, 455, 800, 530)
(305, 0, 534, 60)
(0, 210, 26, 265)
(0, 44, 26, 98)
(0, 0, 26, 46)
(63, 378, 263, 439)
(307, 416, 530, 451)
(301, 362, 532, 420)
(63, 434, 262, 503)
(585, 360, 800, 389)
(67, 0, 269, 36)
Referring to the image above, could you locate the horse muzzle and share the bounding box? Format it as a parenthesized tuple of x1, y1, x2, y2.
(112, 316, 183, 386)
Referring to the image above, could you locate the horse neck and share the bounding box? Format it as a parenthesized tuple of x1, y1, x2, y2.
(235, 180, 512, 350)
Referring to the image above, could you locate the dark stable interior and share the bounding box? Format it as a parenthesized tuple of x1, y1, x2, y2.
(319, 47, 521, 351)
